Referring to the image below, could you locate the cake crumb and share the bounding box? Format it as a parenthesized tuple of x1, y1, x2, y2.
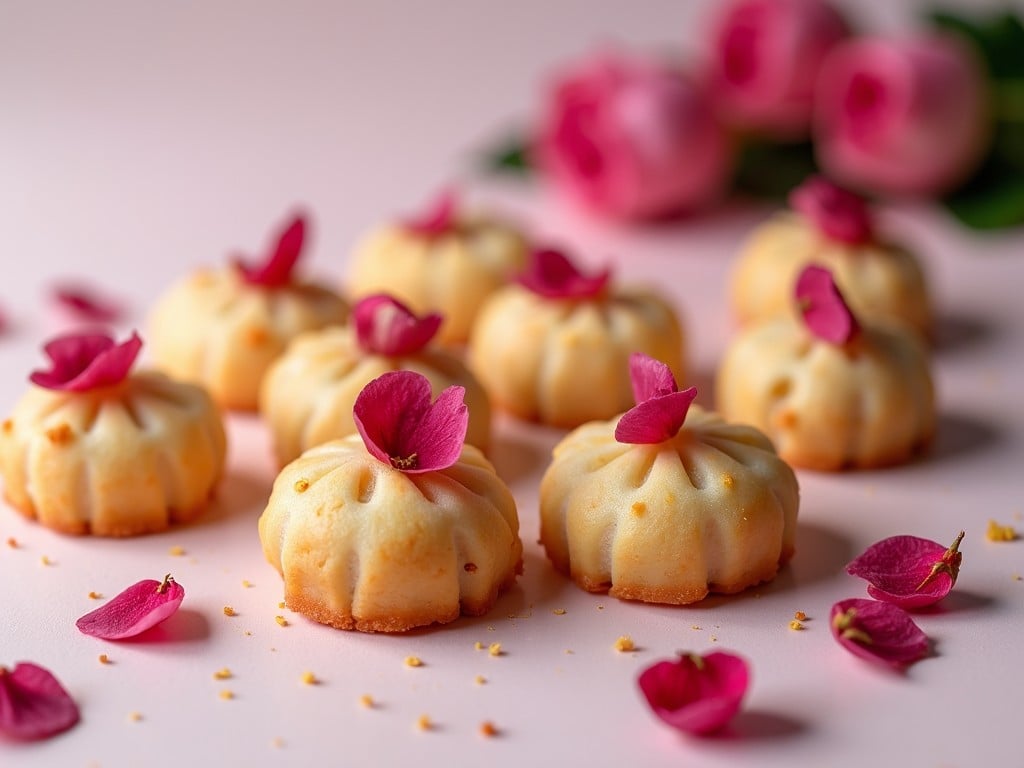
(278, 601, 286, 609)
(128, 711, 143, 722)
(596, 605, 604, 611)
(487, 625, 495, 631)
(474, 641, 484, 651)
(98, 654, 111, 665)
(275, 615, 288, 627)
(241, 580, 252, 588)
(243, 630, 253, 637)
(6, 537, 17, 548)
(293, 479, 309, 493)
(789, 620, 805, 631)
(359, 694, 375, 708)
(223, 606, 237, 617)
(631, 501, 646, 517)
(218, 689, 234, 700)
(721, 473, 735, 489)
(88, 591, 103, 600)
(488, 642, 503, 657)
(45, 423, 74, 445)
(691, 625, 702, 631)
(479, 721, 499, 738)
(710, 635, 718, 642)
(474, 675, 487, 685)
(565, 649, 574, 655)
(794, 610, 807, 621)
(1013, 573, 1022, 582)
(40, 555, 52, 566)
(614, 635, 635, 653)
(168, 545, 185, 557)
(405, 656, 423, 668)
(552, 608, 567, 615)
(987, 519, 1019, 542)
(416, 714, 433, 731)
(213, 668, 232, 680)
(301, 671, 318, 685)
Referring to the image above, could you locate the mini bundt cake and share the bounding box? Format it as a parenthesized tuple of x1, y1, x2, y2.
(260, 294, 491, 466)
(468, 248, 685, 428)
(0, 332, 226, 536)
(149, 213, 348, 410)
(717, 265, 935, 470)
(259, 370, 521, 632)
(347, 192, 528, 346)
(540, 354, 799, 604)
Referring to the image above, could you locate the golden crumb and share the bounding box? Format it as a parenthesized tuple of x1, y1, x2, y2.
(721, 473, 735, 489)
(789, 620, 805, 631)
(359, 694, 375, 708)
(278, 601, 286, 609)
(691, 625, 702, 631)
(631, 501, 646, 517)
(488, 642, 503, 657)
(614, 636, 635, 653)
(88, 591, 103, 600)
(293, 478, 309, 493)
(597, 605, 604, 611)
(243, 630, 253, 637)
(6, 537, 17, 549)
(474, 675, 487, 685)
(552, 608, 567, 616)
(45, 423, 74, 445)
(213, 668, 232, 680)
(565, 649, 574, 655)
(987, 519, 1019, 542)
(794, 610, 807, 621)
(301, 671, 318, 685)
(1013, 573, 1023, 582)
(219, 689, 234, 700)
(98, 654, 111, 665)
(241, 580, 252, 588)
(40, 555, 52, 566)
(474, 641, 484, 651)
(223, 606, 237, 617)
(128, 711, 143, 722)
(405, 655, 423, 668)
(710, 635, 718, 642)
(479, 721, 499, 738)
(416, 714, 433, 731)
(275, 615, 288, 627)
(168, 545, 185, 556)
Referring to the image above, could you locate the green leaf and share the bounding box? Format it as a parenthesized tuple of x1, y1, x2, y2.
(480, 133, 533, 174)
(929, 10, 1024, 79)
(943, 160, 1024, 229)
(731, 139, 819, 200)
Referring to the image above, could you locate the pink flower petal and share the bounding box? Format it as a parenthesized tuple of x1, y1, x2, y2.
(76, 575, 185, 640)
(830, 598, 929, 668)
(236, 213, 307, 287)
(789, 175, 873, 245)
(794, 264, 858, 344)
(847, 531, 964, 608)
(637, 651, 750, 736)
(29, 331, 142, 392)
(352, 294, 443, 356)
(615, 353, 696, 444)
(352, 370, 468, 474)
(516, 248, 611, 300)
(402, 189, 458, 237)
(51, 283, 124, 324)
(0, 662, 80, 740)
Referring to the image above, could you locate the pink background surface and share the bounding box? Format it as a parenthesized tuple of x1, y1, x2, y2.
(2, 2, 1022, 766)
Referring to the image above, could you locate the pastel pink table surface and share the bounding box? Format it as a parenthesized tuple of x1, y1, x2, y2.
(1, 2, 1022, 766)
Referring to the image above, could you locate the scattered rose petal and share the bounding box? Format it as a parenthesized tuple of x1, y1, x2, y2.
(789, 176, 872, 245)
(51, 282, 123, 325)
(0, 662, 80, 740)
(235, 213, 307, 287)
(847, 531, 964, 608)
(353, 294, 443, 356)
(517, 248, 610, 300)
(830, 598, 929, 668)
(615, 353, 697, 444)
(795, 264, 858, 344)
(637, 651, 750, 736)
(29, 331, 142, 392)
(352, 370, 468, 474)
(76, 574, 184, 640)
(402, 189, 458, 237)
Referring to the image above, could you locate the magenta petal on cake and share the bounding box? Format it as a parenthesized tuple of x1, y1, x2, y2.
(847, 531, 964, 609)
(516, 248, 611, 300)
(29, 331, 142, 392)
(236, 213, 307, 287)
(353, 370, 468, 474)
(51, 283, 123, 324)
(795, 264, 858, 344)
(75, 575, 185, 640)
(353, 294, 443, 356)
(615, 353, 696, 444)
(628, 351, 679, 402)
(789, 175, 872, 245)
(0, 662, 80, 740)
(830, 598, 929, 668)
(637, 651, 750, 736)
(402, 189, 458, 237)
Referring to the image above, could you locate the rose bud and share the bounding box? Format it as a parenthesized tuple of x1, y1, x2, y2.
(536, 51, 732, 220)
(708, 0, 850, 138)
(814, 34, 990, 197)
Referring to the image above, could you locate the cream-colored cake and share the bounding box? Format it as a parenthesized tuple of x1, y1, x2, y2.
(467, 285, 685, 428)
(149, 267, 348, 411)
(258, 435, 522, 632)
(260, 325, 491, 466)
(347, 216, 528, 346)
(715, 317, 935, 470)
(0, 371, 226, 536)
(539, 406, 799, 603)
(729, 213, 930, 337)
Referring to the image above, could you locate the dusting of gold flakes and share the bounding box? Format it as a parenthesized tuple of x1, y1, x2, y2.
(128, 711, 143, 722)
(631, 501, 646, 517)
(474, 641, 484, 651)
(474, 675, 487, 685)
(488, 642, 503, 657)
(98, 654, 111, 665)
(6, 537, 18, 549)
(168, 545, 185, 557)
(218, 689, 235, 701)
(293, 478, 309, 493)
(301, 671, 318, 685)
(45, 423, 74, 445)
(416, 714, 433, 731)
(614, 635, 635, 653)
(479, 721, 499, 738)
(278, 601, 286, 609)
(789, 620, 805, 631)
(552, 608, 567, 616)
(405, 656, 423, 668)
(987, 519, 1019, 542)
(275, 615, 288, 627)
(721, 473, 735, 489)
(213, 668, 232, 680)
(794, 610, 807, 621)
(691, 625, 702, 631)
(88, 591, 103, 600)
(223, 606, 237, 617)
(359, 694, 375, 708)
(241, 580, 252, 588)
(40, 555, 52, 566)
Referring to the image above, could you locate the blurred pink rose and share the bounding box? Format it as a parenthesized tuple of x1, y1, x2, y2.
(710, 0, 850, 138)
(815, 35, 990, 197)
(536, 52, 731, 220)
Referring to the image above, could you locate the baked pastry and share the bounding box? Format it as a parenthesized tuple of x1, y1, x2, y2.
(0, 332, 226, 536)
(149, 213, 348, 410)
(259, 370, 521, 632)
(729, 176, 930, 337)
(467, 248, 685, 428)
(717, 265, 935, 470)
(540, 354, 798, 604)
(260, 294, 491, 466)
(346, 192, 528, 345)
